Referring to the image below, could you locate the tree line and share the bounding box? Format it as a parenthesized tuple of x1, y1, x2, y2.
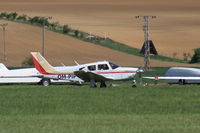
(0, 12, 80, 37)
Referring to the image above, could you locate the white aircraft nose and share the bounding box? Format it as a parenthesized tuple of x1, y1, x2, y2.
(137, 68, 144, 73)
(121, 67, 139, 72)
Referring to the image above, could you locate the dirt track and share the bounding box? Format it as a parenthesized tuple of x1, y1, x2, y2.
(0, 0, 199, 67)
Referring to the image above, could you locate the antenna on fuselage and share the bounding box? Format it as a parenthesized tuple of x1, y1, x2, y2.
(61, 63, 66, 66)
(74, 60, 79, 66)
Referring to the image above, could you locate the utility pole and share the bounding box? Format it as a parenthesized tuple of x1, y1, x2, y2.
(42, 25, 45, 57)
(0, 23, 8, 61)
(104, 32, 107, 40)
(135, 16, 156, 71)
(41, 16, 52, 57)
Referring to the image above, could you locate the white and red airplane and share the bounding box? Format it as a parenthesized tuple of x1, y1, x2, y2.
(31, 52, 141, 87)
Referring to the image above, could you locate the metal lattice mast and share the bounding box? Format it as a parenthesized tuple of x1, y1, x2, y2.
(135, 16, 156, 71)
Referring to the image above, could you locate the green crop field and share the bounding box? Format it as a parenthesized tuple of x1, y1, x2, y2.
(0, 83, 200, 133)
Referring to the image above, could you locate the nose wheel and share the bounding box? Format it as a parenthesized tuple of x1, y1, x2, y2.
(100, 81, 107, 88)
(132, 79, 137, 88)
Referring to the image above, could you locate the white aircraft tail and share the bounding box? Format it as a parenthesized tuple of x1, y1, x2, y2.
(0, 63, 9, 71)
(31, 52, 59, 74)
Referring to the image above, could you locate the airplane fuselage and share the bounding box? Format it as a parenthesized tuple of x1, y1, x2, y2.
(49, 61, 138, 81)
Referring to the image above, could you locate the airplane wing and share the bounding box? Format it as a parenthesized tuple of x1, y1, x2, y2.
(0, 75, 44, 78)
(74, 70, 112, 82)
(143, 76, 200, 80)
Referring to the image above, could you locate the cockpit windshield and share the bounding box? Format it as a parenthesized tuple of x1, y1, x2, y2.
(109, 62, 119, 69)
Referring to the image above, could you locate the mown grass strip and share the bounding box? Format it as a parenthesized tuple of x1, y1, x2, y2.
(1, 114, 200, 133)
(0, 84, 200, 115)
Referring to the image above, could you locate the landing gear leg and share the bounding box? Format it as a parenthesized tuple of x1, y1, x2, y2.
(100, 81, 107, 88)
(132, 79, 137, 88)
(179, 79, 185, 85)
(90, 79, 97, 88)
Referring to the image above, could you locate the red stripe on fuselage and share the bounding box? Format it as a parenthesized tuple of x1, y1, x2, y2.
(37, 71, 136, 75)
(45, 71, 136, 75)
(96, 71, 137, 74)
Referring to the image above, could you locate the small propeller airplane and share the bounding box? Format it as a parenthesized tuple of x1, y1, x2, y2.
(31, 52, 142, 87)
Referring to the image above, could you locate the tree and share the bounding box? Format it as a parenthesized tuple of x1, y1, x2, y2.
(63, 25, 70, 33)
(0, 12, 8, 18)
(0, 12, 17, 20)
(29, 16, 50, 26)
(190, 48, 200, 63)
(74, 30, 79, 37)
(50, 22, 60, 30)
(10, 12, 18, 20)
(29, 16, 40, 24)
(17, 14, 28, 21)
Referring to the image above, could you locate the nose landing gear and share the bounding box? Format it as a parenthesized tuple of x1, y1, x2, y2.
(132, 80, 137, 88)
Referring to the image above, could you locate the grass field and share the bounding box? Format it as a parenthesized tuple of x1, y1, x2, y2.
(0, 83, 200, 133)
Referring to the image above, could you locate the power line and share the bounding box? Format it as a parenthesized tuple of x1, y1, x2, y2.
(135, 16, 156, 71)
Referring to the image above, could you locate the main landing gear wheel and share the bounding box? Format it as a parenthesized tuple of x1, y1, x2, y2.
(132, 85, 137, 88)
(178, 79, 185, 85)
(41, 79, 51, 86)
(90, 79, 97, 88)
(100, 81, 107, 88)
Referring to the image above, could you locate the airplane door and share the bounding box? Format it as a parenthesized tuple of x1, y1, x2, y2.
(97, 63, 114, 79)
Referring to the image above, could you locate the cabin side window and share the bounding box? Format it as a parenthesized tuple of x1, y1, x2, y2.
(88, 65, 96, 71)
(98, 64, 109, 70)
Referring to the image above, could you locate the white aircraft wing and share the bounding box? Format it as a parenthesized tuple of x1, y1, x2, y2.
(74, 70, 112, 82)
(0, 75, 44, 78)
(143, 76, 200, 80)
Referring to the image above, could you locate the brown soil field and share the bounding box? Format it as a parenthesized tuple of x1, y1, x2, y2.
(0, 0, 199, 67)
(0, 20, 199, 67)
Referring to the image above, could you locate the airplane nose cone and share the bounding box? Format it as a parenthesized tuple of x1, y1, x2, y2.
(137, 68, 144, 73)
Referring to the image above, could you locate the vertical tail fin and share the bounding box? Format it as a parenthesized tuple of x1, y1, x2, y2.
(0, 63, 9, 71)
(31, 52, 58, 74)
